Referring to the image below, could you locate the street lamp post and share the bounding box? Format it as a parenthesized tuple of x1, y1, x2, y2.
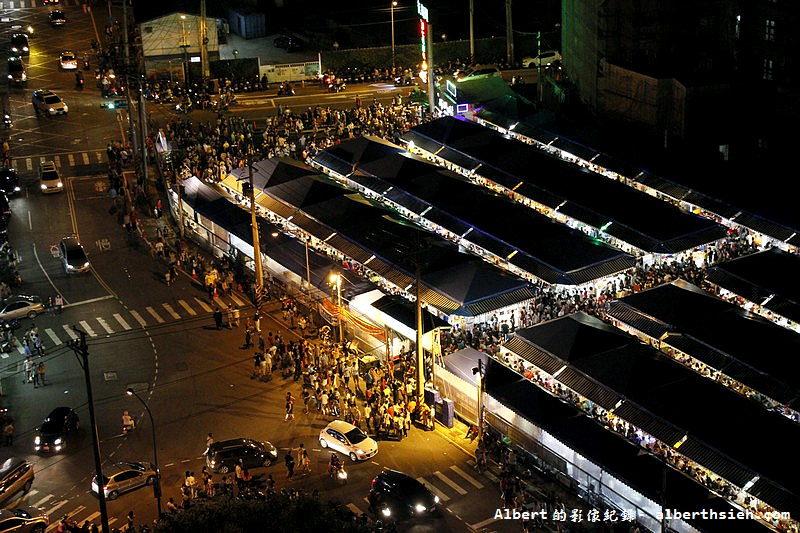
(330, 273, 343, 344)
(179, 15, 190, 84)
(390, 1, 398, 70)
(126, 388, 163, 518)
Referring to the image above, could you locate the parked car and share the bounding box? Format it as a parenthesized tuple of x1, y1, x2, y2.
(0, 295, 44, 320)
(521, 50, 562, 68)
(0, 506, 48, 532)
(0, 458, 34, 507)
(32, 90, 68, 116)
(39, 161, 62, 193)
(319, 420, 378, 461)
(205, 438, 278, 473)
(7, 57, 27, 84)
(10, 33, 29, 55)
(91, 462, 156, 500)
(273, 35, 304, 51)
(34, 407, 79, 453)
(368, 469, 438, 520)
(59, 237, 89, 273)
(0, 168, 21, 196)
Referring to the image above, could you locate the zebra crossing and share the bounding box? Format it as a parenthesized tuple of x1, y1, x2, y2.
(345, 463, 488, 516)
(19, 489, 121, 532)
(3, 293, 248, 357)
(11, 150, 106, 173)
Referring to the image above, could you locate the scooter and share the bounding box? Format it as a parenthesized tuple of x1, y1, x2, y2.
(75, 73, 84, 89)
(329, 463, 347, 484)
(2, 115, 10, 129)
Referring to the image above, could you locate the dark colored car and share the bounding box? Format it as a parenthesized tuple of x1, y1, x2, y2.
(10, 33, 29, 55)
(48, 10, 66, 25)
(273, 35, 303, 51)
(368, 469, 439, 520)
(0, 168, 21, 196)
(205, 438, 278, 473)
(59, 237, 90, 273)
(34, 407, 79, 453)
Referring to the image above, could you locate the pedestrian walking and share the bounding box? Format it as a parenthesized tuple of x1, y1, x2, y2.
(235, 460, 244, 491)
(48, 296, 55, 316)
(3, 420, 13, 446)
(232, 305, 240, 327)
(36, 361, 46, 386)
(213, 307, 223, 330)
(244, 325, 253, 348)
(285, 392, 295, 421)
(54, 294, 63, 314)
(226, 304, 234, 329)
(33, 335, 44, 356)
(205, 433, 214, 454)
(164, 270, 172, 286)
(301, 448, 311, 474)
(22, 338, 31, 358)
(126, 510, 135, 531)
(24, 356, 34, 385)
(284, 452, 295, 478)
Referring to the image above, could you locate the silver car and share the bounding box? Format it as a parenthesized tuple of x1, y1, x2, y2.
(91, 462, 156, 500)
(319, 420, 378, 462)
(0, 295, 44, 321)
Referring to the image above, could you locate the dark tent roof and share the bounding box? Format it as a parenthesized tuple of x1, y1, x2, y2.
(441, 348, 488, 387)
(401, 117, 726, 254)
(449, 77, 537, 119)
(482, 359, 772, 532)
(607, 280, 800, 407)
(371, 294, 450, 335)
(316, 138, 637, 285)
(706, 248, 800, 325)
(504, 312, 800, 509)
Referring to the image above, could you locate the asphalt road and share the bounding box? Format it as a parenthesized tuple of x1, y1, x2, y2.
(0, 3, 521, 532)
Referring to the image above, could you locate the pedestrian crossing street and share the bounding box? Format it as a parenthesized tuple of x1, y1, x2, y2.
(1, 0, 85, 8)
(3, 293, 249, 358)
(344, 462, 494, 517)
(11, 151, 107, 174)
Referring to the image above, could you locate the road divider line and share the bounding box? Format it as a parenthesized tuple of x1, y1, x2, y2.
(130, 310, 147, 327)
(449, 464, 484, 489)
(46, 500, 69, 516)
(67, 154, 75, 166)
(82, 152, 90, 164)
(62, 295, 114, 308)
(79, 320, 97, 337)
(114, 313, 132, 330)
(62, 325, 78, 341)
(434, 470, 468, 495)
(146, 306, 165, 323)
(416, 477, 450, 502)
(162, 303, 181, 319)
(96, 317, 114, 334)
(178, 299, 197, 315)
(33, 494, 53, 507)
(45, 328, 62, 346)
(193, 297, 213, 312)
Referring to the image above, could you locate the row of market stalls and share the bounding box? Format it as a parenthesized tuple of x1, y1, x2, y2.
(472, 110, 800, 254)
(442, 310, 799, 532)
(398, 115, 728, 264)
(705, 248, 800, 334)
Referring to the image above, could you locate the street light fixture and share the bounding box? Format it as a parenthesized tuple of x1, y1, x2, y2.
(126, 388, 163, 518)
(330, 273, 343, 344)
(390, 1, 398, 70)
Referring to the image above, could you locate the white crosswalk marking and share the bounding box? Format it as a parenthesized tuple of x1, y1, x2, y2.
(84, 511, 100, 523)
(346, 503, 364, 516)
(229, 293, 246, 306)
(16, 342, 23, 355)
(45, 328, 62, 346)
(130, 310, 147, 327)
(45, 505, 86, 532)
(449, 464, 484, 489)
(26, 157, 32, 171)
(96, 317, 114, 334)
(162, 303, 181, 319)
(62, 325, 78, 340)
(46, 500, 68, 516)
(33, 494, 54, 507)
(95, 151, 103, 162)
(114, 313, 132, 330)
(67, 154, 75, 166)
(434, 470, 467, 495)
(146, 306, 165, 323)
(82, 152, 90, 164)
(54, 156, 61, 168)
(194, 297, 213, 312)
(416, 477, 450, 502)
(178, 299, 197, 315)
(79, 320, 97, 337)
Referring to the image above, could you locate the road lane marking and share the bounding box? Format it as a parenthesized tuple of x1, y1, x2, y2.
(434, 470, 468, 495)
(84, 511, 100, 523)
(193, 297, 213, 312)
(346, 503, 364, 516)
(130, 310, 147, 327)
(229, 293, 245, 306)
(82, 152, 90, 164)
(53, 156, 61, 168)
(470, 516, 502, 530)
(68, 154, 75, 166)
(467, 460, 499, 482)
(45, 505, 86, 532)
(62, 325, 78, 340)
(45, 328, 62, 346)
(114, 313, 132, 330)
(178, 299, 197, 315)
(96, 151, 103, 162)
(96, 317, 114, 334)
(62, 295, 115, 308)
(449, 464, 484, 489)
(416, 477, 450, 502)
(146, 306, 165, 323)
(33, 494, 54, 507)
(162, 303, 181, 319)
(46, 500, 69, 516)
(79, 320, 97, 337)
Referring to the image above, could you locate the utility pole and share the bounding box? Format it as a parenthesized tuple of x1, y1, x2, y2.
(138, 79, 149, 187)
(200, 0, 210, 78)
(68, 328, 110, 533)
(426, 23, 435, 114)
(536, 31, 543, 103)
(469, 0, 475, 64)
(474, 358, 485, 444)
(121, 0, 130, 68)
(505, 0, 514, 66)
(246, 149, 264, 332)
(415, 262, 425, 403)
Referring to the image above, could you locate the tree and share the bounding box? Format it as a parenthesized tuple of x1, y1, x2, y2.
(153, 492, 372, 533)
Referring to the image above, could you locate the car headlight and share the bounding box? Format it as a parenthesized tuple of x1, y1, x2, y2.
(434, 495, 440, 503)
(34, 436, 41, 445)
(57, 182, 63, 187)
(14, 186, 20, 192)
(270, 449, 278, 456)
(356, 449, 365, 455)
(63, 105, 68, 112)
(48, 107, 55, 112)
(23, 47, 28, 52)
(83, 262, 89, 267)
(381, 507, 391, 517)
(54, 438, 62, 445)
(415, 504, 426, 513)
(11, 47, 17, 52)
(6, 75, 11, 79)
(40, 184, 47, 190)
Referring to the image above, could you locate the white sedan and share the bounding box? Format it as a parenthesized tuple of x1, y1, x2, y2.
(59, 51, 77, 70)
(522, 50, 562, 68)
(319, 420, 378, 462)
